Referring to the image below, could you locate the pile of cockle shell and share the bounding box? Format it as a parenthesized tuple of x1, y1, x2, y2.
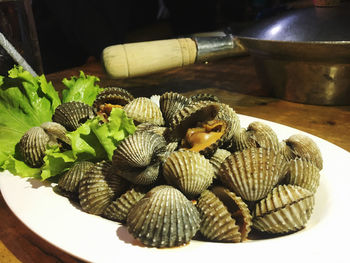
(19, 87, 323, 248)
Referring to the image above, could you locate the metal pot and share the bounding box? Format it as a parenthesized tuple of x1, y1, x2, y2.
(236, 0, 350, 105)
(102, 1, 350, 105)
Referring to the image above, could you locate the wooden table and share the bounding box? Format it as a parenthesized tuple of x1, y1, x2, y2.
(1, 55, 350, 262)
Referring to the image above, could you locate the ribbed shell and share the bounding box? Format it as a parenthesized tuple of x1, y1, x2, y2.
(19, 122, 68, 168)
(78, 161, 128, 215)
(230, 122, 279, 152)
(190, 93, 220, 103)
(209, 148, 231, 179)
(58, 161, 94, 192)
(19, 126, 50, 167)
(285, 158, 321, 193)
(159, 92, 191, 126)
(215, 103, 241, 145)
(136, 122, 167, 136)
(219, 147, 288, 201)
(112, 131, 166, 185)
(93, 87, 134, 111)
(253, 184, 315, 234)
(163, 151, 214, 198)
(197, 190, 241, 242)
(40, 121, 71, 145)
(167, 101, 222, 142)
(280, 134, 323, 170)
(211, 186, 252, 241)
(52, 101, 95, 131)
(197, 186, 252, 242)
(246, 121, 280, 150)
(126, 185, 201, 248)
(113, 131, 166, 168)
(116, 162, 161, 185)
(123, 97, 165, 126)
(229, 128, 254, 152)
(103, 187, 147, 223)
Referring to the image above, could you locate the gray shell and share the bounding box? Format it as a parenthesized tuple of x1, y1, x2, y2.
(219, 147, 288, 201)
(166, 101, 229, 158)
(280, 134, 323, 170)
(215, 103, 241, 149)
(19, 122, 69, 167)
(102, 186, 147, 223)
(123, 97, 165, 126)
(19, 126, 50, 167)
(196, 186, 252, 242)
(230, 121, 280, 152)
(126, 185, 201, 247)
(58, 161, 94, 193)
(159, 92, 192, 126)
(78, 161, 128, 215)
(52, 101, 95, 131)
(209, 148, 231, 179)
(253, 184, 315, 234)
(285, 158, 321, 193)
(135, 122, 167, 137)
(112, 131, 167, 185)
(167, 100, 222, 142)
(163, 150, 214, 198)
(190, 93, 220, 103)
(93, 87, 134, 112)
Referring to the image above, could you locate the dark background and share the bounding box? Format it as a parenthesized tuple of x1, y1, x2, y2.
(31, 0, 302, 74)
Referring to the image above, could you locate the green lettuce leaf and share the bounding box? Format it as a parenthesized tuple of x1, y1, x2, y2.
(61, 71, 102, 106)
(40, 108, 136, 179)
(41, 146, 76, 181)
(2, 155, 42, 179)
(0, 66, 61, 168)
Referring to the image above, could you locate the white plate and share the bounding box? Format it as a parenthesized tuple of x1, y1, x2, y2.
(1, 114, 350, 263)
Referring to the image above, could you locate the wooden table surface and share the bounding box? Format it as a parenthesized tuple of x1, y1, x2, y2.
(1, 55, 350, 262)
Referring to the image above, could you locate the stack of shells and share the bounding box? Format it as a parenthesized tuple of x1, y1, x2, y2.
(19, 87, 323, 248)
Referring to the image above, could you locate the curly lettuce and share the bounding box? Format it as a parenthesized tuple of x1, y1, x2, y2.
(40, 108, 136, 180)
(0, 67, 134, 181)
(61, 71, 102, 105)
(0, 66, 61, 169)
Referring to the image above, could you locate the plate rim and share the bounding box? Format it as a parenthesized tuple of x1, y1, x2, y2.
(1, 114, 350, 263)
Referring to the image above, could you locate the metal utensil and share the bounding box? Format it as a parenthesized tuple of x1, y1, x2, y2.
(102, 0, 350, 105)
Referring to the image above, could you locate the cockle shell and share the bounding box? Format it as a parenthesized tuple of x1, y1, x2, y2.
(78, 161, 128, 215)
(52, 101, 95, 131)
(112, 131, 167, 185)
(280, 134, 323, 170)
(40, 121, 71, 146)
(196, 186, 252, 242)
(230, 121, 279, 152)
(159, 92, 192, 126)
(163, 150, 214, 198)
(135, 122, 167, 137)
(219, 147, 288, 201)
(93, 87, 134, 112)
(190, 93, 220, 103)
(126, 185, 201, 248)
(19, 126, 49, 167)
(253, 184, 315, 234)
(209, 148, 231, 179)
(215, 103, 241, 145)
(167, 101, 232, 158)
(19, 122, 69, 167)
(285, 158, 321, 193)
(58, 161, 94, 193)
(166, 100, 222, 142)
(103, 186, 147, 223)
(123, 97, 165, 126)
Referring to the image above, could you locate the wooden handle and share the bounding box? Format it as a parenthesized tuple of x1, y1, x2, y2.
(102, 38, 197, 79)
